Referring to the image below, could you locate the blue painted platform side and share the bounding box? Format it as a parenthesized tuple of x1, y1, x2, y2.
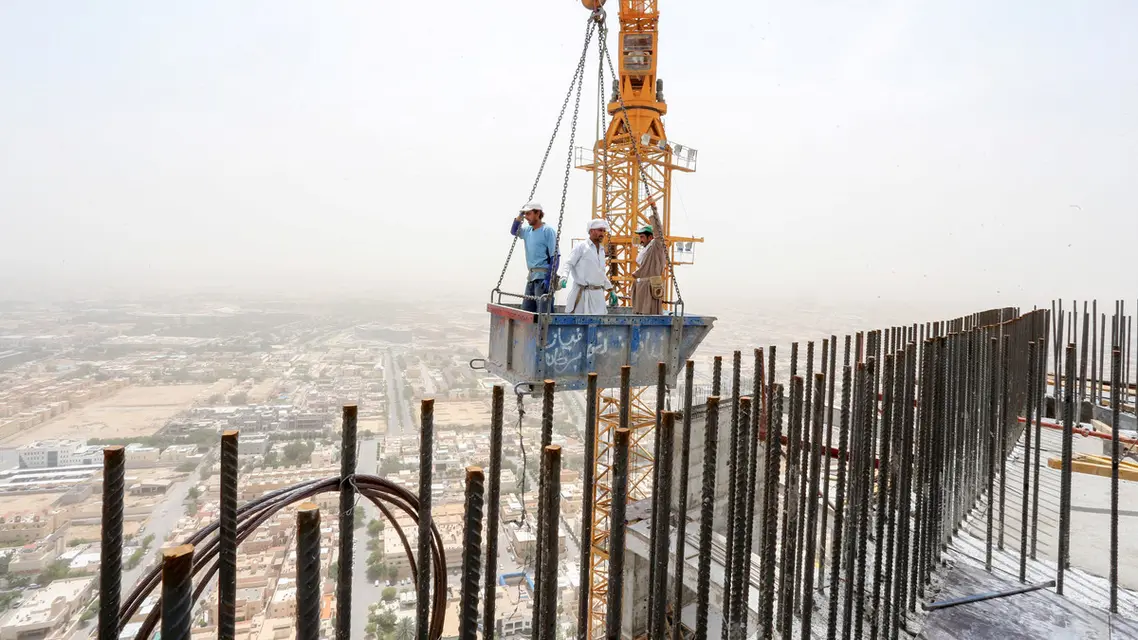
(485, 303, 716, 394)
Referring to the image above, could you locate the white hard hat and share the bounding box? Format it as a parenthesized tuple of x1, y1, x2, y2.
(521, 202, 543, 213)
(588, 219, 609, 231)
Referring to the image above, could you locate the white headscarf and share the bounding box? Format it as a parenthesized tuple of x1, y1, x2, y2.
(587, 219, 609, 232)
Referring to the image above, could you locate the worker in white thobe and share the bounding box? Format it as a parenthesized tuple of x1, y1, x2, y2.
(560, 219, 614, 315)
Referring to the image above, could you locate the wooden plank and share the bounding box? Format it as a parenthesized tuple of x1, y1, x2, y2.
(1047, 455, 1138, 481)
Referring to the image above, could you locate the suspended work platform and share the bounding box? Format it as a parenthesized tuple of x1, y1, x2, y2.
(485, 303, 716, 394)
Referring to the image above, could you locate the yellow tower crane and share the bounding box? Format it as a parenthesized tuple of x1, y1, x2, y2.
(575, 1, 702, 636)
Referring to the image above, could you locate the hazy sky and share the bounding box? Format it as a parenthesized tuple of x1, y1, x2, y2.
(1, 1, 1134, 312)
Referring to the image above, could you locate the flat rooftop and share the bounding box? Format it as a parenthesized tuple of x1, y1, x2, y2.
(0, 576, 92, 627)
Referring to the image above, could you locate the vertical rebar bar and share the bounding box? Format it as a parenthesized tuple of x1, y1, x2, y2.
(532, 379, 556, 635)
(695, 397, 722, 640)
(1110, 347, 1121, 613)
(539, 447, 562, 640)
(98, 446, 125, 640)
(827, 365, 853, 640)
(486, 386, 505, 639)
(460, 467, 486, 640)
(1057, 344, 1075, 594)
(578, 375, 598, 640)
(161, 544, 194, 640)
(883, 347, 908, 640)
(652, 412, 676, 640)
(649, 363, 668, 637)
(296, 502, 321, 640)
(1092, 303, 1098, 404)
(820, 335, 837, 584)
(842, 363, 864, 640)
(759, 385, 783, 640)
(801, 373, 826, 640)
(741, 350, 765, 618)
(671, 363, 696, 640)
(728, 400, 750, 640)
(608, 428, 632, 640)
(892, 343, 917, 635)
(794, 341, 815, 608)
(219, 430, 239, 640)
(911, 341, 932, 605)
(1019, 343, 1035, 582)
(337, 405, 357, 640)
(417, 399, 435, 640)
(1001, 334, 1010, 548)
(1032, 311, 1049, 558)
(985, 336, 997, 572)
(713, 356, 723, 396)
(871, 355, 895, 640)
(721, 350, 743, 633)
(853, 358, 876, 640)
(781, 376, 805, 639)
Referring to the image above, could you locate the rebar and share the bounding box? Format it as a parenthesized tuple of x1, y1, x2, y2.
(760, 387, 783, 640)
(579, 374, 599, 640)
(219, 430, 239, 640)
(486, 386, 505, 639)
(871, 355, 895, 640)
(671, 363, 696, 640)
(1032, 311, 1048, 558)
(539, 447, 562, 640)
(892, 343, 917, 634)
(532, 379, 556, 636)
(1110, 347, 1121, 613)
(337, 405, 357, 640)
(161, 544, 194, 640)
(853, 358, 876, 640)
(1019, 342, 1035, 582)
(826, 365, 853, 640)
(728, 399, 751, 640)
(1057, 343, 1075, 594)
(740, 350, 764, 620)
(780, 376, 805, 639)
(417, 399, 435, 640)
(722, 350, 743, 633)
(652, 412, 676, 640)
(801, 373, 825, 640)
(985, 336, 997, 572)
(296, 502, 321, 640)
(819, 336, 837, 587)
(695, 397, 722, 640)
(649, 363, 668, 638)
(608, 428, 632, 640)
(460, 467, 485, 640)
(98, 445, 125, 640)
(713, 356, 723, 396)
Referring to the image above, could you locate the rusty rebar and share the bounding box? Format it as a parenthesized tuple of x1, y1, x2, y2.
(532, 379, 556, 636)
(578, 374, 599, 640)
(337, 405, 357, 640)
(417, 399, 435, 640)
(99, 446, 125, 640)
(161, 544, 194, 640)
(1057, 343, 1075, 594)
(728, 399, 751, 640)
(819, 336, 837, 586)
(652, 412, 676, 640)
(460, 467, 485, 640)
(1110, 347, 1121, 613)
(650, 364, 668, 639)
(608, 428, 632, 640)
(296, 502, 321, 640)
(801, 373, 826, 640)
(780, 376, 805, 639)
(1019, 343, 1035, 582)
(760, 387, 783, 640)
(486, 386, 505, 639)
(219, 430, 239, 640)
(671, 361, 696, 640)
(871, 355, 895, 640)
(539, 447, 562, 640)
(826, 365, 853, 640)
(722, 350, 743, 633)
(696, 397, 722, 640)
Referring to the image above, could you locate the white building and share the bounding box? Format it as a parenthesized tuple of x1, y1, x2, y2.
(0, 576, 94, 640)
(17, 440, 101, 469)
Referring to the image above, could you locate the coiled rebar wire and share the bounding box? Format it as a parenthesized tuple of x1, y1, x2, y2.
(117, 475, 449, 640)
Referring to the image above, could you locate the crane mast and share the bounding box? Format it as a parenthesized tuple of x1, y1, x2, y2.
(577, 1, 701, 636)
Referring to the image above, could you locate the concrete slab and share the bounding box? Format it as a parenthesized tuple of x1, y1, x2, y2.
(924, 563, 1109, 639)
(1113, 615, 1138, 639)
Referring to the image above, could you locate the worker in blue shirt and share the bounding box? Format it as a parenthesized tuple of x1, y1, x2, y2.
(511, 203, 559, 313)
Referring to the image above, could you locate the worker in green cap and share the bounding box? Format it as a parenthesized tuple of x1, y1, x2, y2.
(632, 208, 665, 314)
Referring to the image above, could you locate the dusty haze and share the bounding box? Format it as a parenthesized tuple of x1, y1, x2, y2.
(1, 1, 1134, 312)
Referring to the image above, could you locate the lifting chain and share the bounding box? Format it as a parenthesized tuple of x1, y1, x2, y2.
(492, 17, 597, 302)
(597, 21, 686, 313)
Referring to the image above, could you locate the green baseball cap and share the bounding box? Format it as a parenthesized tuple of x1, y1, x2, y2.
(637, 225, 653, 235)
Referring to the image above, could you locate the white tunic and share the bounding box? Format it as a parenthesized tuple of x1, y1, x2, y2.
(561, 240, 612, 315)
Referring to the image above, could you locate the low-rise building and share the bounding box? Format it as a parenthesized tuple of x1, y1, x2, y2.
(0, 576, 94, 640)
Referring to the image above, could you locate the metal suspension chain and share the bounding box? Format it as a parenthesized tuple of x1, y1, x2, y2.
(598, 23, 686, 311)
(492, 17, 598, 298)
